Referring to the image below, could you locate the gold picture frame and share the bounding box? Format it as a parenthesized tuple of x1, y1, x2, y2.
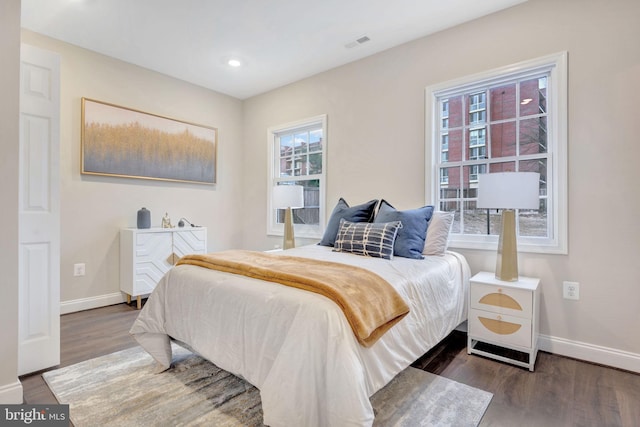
(81, 98, 217, 184)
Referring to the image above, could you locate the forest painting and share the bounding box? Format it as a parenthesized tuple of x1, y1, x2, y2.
(81, 98, 217, 184)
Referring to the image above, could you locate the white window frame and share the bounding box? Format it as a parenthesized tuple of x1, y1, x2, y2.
(267, 114, 327, 239)
(425, 52, 568, 254)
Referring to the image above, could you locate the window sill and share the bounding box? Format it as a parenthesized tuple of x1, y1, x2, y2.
(448, 237, 567, 255)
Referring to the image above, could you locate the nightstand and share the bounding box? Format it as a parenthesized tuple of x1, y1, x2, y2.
(467, 271, 540, 371)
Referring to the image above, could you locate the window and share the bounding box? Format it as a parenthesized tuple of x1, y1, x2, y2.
(425, 52, 568, 254)
(268, 115, 327, 239)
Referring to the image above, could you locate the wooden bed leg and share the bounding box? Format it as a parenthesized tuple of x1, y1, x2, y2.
(136, 296, 141, 310)
(126, 294, 131, 305)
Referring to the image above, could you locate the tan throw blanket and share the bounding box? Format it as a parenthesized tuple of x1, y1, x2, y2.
(176, 250, 410, 347)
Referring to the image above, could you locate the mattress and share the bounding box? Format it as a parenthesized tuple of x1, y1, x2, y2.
(130, 244, 470, 426)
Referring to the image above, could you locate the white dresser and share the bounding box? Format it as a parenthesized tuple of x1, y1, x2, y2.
(467, 271, 540, 371)
(120, 227, 207, 308)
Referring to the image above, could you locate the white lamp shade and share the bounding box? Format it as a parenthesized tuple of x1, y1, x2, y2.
(273, 185, 304, 209)
(477, 172, 540, 210)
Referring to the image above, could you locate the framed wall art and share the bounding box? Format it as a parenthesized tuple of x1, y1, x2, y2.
(81, 98, 217, 184)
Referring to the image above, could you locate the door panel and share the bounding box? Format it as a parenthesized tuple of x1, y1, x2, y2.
(18, 44, 60, 375)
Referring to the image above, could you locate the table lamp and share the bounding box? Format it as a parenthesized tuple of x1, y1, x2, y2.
(273, 185, 304, 249)
(477, 172, 540, 281)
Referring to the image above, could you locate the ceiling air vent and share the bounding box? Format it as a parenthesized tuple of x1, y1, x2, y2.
(345, 35, 371, 49)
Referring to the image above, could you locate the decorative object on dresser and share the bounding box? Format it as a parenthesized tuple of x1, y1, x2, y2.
(177, 217, 200, 228)
(467, 271, 540, 371)
(136, 207, 151, 229)
(120, 227, 207, 309)
(477, 172, 540, 281)
(272, 184, 304, 249)
(161, 212, 172, 228)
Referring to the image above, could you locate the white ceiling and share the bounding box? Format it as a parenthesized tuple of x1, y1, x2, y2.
(21, 0, 526, 99)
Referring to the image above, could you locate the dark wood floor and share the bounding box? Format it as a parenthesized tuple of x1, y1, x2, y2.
(21, 303, 640, 426)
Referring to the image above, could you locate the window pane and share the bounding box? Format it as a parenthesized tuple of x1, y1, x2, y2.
(278, 135, 293, 177)
(309, 129, 322, 152)
(519, 200, 547, 237)
(490, 122, 516, 158)
(490, 84, 517, 121)
(447, 129, 463, 162)
(440, 200, 461, 233)
(520, 158, 547, 196)
(439, 166, 459, 197)
(463, 200, 490, 235)
(448, 96, 463, 128)
(308, 153, 322, 174)
(489, 161, 515, 173)
(276, 180, 320, 225)
(519, 117, 547, 154)
(465, 164, 486, 185)
(520, 77, 547, 117)
(294, 155, 306, 176)
(279, 134, 293, 156)
(294, 132, 308, 155)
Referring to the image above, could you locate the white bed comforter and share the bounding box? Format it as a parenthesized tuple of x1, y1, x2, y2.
(130, 245, 470, 427)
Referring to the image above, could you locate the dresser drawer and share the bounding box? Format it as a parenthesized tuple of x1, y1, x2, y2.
(470, 282, 532, 318)
(469, 308, 532, 348)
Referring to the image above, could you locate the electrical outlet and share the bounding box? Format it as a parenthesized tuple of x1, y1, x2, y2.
(73, 263, 86, 277)
(563, 281, 579, 300)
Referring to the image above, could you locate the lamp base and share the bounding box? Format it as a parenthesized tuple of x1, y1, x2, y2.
(283, 207, 295, 250)
(495, 209, 518, 282)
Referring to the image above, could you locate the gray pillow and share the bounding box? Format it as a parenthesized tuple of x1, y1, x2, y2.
(423, 211, 455, 256)
(319, 198, 378, 247)
(333, 219, 402, 260)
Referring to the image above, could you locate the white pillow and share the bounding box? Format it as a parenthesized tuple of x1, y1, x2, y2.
(423, 211, 454, 256)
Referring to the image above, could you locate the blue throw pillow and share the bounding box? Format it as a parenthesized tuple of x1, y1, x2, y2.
(333, 219, 402, 260)
(319, 198, 379, 247)
(374, 200, 434, 259)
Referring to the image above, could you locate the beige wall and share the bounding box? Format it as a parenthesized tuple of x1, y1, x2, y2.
(243, 0, 640, 364)
(0, 0, 22, 403)
(21, 31, 245, 305)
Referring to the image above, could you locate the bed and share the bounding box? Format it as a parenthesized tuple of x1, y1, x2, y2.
(130, 244, 469, 426)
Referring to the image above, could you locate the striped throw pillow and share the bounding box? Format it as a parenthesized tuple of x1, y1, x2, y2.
(333, 218, 402, 260)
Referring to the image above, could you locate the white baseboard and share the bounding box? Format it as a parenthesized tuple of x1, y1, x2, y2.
(60, 292, 127, 315)
(539, 334, 640, 373)
(0, 380, 23, 404)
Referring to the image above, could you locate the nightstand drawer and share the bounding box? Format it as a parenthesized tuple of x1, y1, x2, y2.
(469, 308, 532, 348)
(470, 282, 532, 318)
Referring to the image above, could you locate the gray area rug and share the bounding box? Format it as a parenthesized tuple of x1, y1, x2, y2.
(43, 344, 492, 427)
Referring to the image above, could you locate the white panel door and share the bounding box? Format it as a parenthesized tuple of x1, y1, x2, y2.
(18, 44, 61, 375)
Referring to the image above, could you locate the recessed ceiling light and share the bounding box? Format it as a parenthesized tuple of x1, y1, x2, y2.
(228, 59, 242, 67)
